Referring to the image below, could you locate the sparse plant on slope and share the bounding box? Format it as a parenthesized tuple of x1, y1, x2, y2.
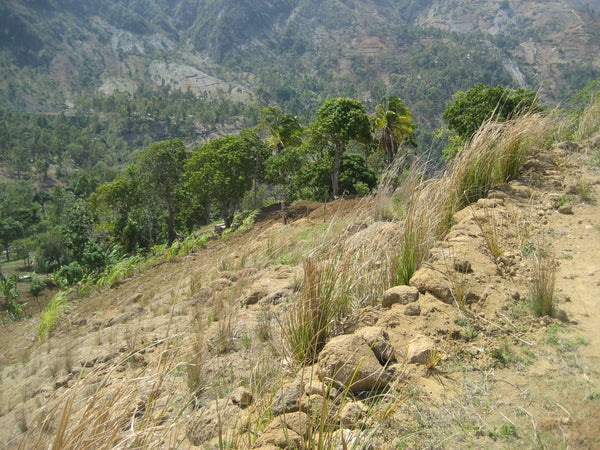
(38, 290, 70, 340)
(283, 258, 351, 364)
(470, 204, 503, 259)
(576, 97, 600, 141)
(529, 249, 556, 317)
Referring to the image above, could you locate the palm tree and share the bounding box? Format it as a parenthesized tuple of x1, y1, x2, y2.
(373, 97, 415, 163)
(260, 106, 304, 222)
(260, 106, 303, 153)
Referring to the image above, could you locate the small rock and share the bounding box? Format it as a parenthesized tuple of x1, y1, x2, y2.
(254, 426, 303, 449)
(382, 285, 419, 307)
(306, 394, 326, 420)
(354, 327, 396, 364)
(241, 287, 267, 306)
(487, 190, 507, 200)
(540, 316, 553, 326)
(272, 382, 305, 417)
(55, 376, 70, 389)
(555, 309, 569, 323)
(71, 317, 87, 326)
(477, 197, 504, 208)
(318, 334, 391, 394)
(558, 205, 573, 215)
(231, 387, 253, 408)
(187, 399, 246, 445)
(339, 401, 368, 429)
(346, 222, 368, 234)
(406, 335, 436, 365)
(410, 268, 453, 304)
(130, 293, 143, 303)
(404, 303, 421, 316)
(453, 259, 472, 274)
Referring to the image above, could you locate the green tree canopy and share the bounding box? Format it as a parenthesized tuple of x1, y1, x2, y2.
(309, 98, 372, 197)
(185, 134, 257, 228)
(0, 218, 24, 261)
(265, 146, 306, 223)
(443, 84, 539, 143)
(90, 168, 144, 253)
(136, 138, 187, 245)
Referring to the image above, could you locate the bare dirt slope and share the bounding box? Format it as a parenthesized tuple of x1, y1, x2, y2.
(1, 140, 600, 448)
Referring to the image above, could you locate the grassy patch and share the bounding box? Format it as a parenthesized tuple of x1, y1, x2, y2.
(38, 290, 70, 340)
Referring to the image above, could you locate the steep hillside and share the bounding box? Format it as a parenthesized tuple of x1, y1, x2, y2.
(1, 0, 599, 129)
(1, 110, 600, 447)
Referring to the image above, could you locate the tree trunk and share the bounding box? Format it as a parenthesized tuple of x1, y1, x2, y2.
(280, 184, 287, 224)
(167, 202, 176, 246)
(332, 148, 342, 198)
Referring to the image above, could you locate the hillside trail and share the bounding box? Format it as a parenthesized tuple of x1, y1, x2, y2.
(494, 145, 600, 447)
(548, 161, 600, 444)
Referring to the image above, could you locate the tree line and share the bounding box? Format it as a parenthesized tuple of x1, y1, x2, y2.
(0, 83, 543, 307)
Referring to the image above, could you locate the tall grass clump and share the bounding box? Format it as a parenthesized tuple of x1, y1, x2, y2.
(382, 113, 551, 286)
(447, 113, 552, 210)
(95, 253, 147, 288)
(283, 258, 352, 364)
(576, 97, 600, 141)
(529, 250, 556, 317)
(386, 164, 450, 286)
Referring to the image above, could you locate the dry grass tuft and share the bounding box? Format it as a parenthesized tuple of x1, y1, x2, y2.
(282, 258, 349, 364)
(576, 97, 600, 141)
(529, 249, 556, 317)
(470, 205, 503, 259)
(22, 335, 187, 449)
(385, 113, 551, 287)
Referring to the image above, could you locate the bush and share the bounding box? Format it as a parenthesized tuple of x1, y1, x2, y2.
(56, 261, 85, 286)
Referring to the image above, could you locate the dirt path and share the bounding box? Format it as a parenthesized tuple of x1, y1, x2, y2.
(554, 196, 600, 361)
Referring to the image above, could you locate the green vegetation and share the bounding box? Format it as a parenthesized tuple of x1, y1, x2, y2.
(308, 98, 372, 198)
(442, 84, 539, 156)
(373, 96, 416, 163)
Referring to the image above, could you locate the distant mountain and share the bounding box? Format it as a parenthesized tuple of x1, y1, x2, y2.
(1, 0, 599, 128)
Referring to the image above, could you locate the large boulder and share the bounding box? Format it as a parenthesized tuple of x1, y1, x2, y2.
(318, 334, 391, 394)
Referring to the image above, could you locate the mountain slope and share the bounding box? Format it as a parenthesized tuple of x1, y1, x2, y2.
(1, 0, 599, 120)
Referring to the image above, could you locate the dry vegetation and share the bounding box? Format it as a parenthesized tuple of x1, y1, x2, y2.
(2, 104, 600, 449)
